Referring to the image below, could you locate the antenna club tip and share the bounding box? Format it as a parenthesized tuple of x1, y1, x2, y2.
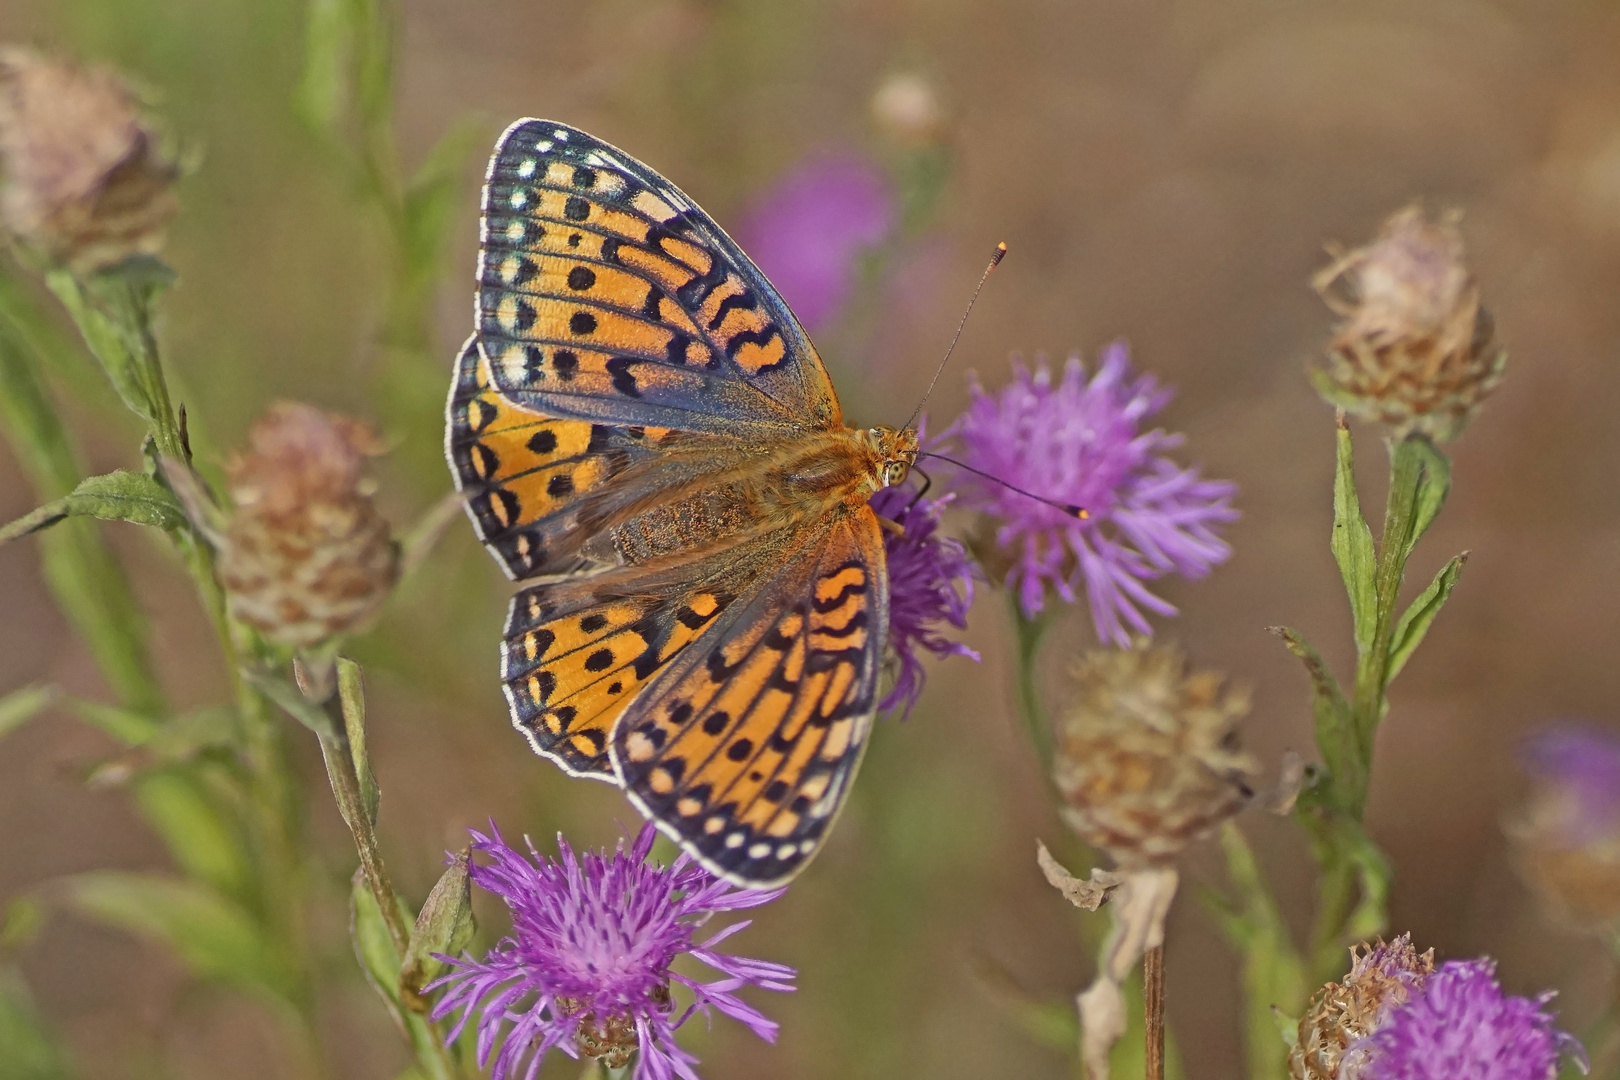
(990, 241, 1008, 267)
(1069, 506, 1089, 519)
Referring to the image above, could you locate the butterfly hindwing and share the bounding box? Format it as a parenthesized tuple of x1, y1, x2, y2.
(478, 119, 842, 435)
(498, 542, 798, 777)
(612, 508, 888, 886)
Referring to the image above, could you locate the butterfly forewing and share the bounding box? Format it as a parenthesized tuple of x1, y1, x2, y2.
(447, 335, 682, 578)
(478, 119, 841, 434)
(612, 510, 887, 886)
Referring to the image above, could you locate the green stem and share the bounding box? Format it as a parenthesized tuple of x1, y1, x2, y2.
(0, 319, 163, 715)
(1344, 440, 1423, 816)
(1010, 593, 1054, 778)
(318, 678, 461, 1078)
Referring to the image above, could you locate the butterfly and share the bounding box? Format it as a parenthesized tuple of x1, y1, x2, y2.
(446, 120, 919, 887)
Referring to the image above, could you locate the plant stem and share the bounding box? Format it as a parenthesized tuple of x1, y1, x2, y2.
(0, 322, 163, 715)
(1345, 440, 1423, 816)
(1010, 594, 1054, 777)
(1144, 945, 1165, 1080)
(317, 702, 410, 957)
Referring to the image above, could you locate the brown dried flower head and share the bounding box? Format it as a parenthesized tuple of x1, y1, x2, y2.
(1310, 205, 1504, 442)
(1289, 935, 1435, 1080)
(871, 71, 948, 145)
(219, 403, 398, 651)
(1053, 640, 1259, 866)
(0, 46, 178, 272)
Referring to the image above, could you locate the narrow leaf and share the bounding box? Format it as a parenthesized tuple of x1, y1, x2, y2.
(1330, 416, 1377, 656)
(69, 700, 161, 746)
(1395, 435, 1451, 564)
(0, 685, 57, 744)
(296, 0, 352, 133)
(63, 872, 293, 1001)
(1387, 554, 1467, 684)
(399, 849, 474, 1007)
(0, 471, 185, 543)
(1269, 626, 1361, 813)
(246, 669, 338, 740)
(1217, 823, 1308, 1080)
(351, 871, 454, 1077)
(131, 770, 253, 901)
(337, 658, 379, 825)
(0, 966, 78, 1080)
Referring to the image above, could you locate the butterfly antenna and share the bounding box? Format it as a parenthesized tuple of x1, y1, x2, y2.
(904, 241, 1007, 431)
(917, 452, 1089, 519)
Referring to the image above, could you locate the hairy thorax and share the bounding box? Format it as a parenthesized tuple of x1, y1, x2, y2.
(599, 425, 915, 566)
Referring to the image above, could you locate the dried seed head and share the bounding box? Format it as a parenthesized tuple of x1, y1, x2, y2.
(1310, 205, 1504, 442)
(219, 402, 397, 650)
(1053, 640, 1259, 866)
(871, 71, 947, 145)
(0, 47, 177, 272)
(1508, 725, 1620, 933)
(1289, 935, 1435, 1080)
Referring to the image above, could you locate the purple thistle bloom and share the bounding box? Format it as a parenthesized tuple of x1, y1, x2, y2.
(1519, 725, 1620, 846)
(939, 342, 1237, 645)
(735, 152, 894, 331)
(1356, 959, 1585, 1080)
(429, 823, 795, 1080)
(869, 482, 978, 718)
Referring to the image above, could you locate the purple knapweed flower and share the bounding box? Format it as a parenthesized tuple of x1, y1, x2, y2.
(429, 823, 795, 1080)
(1354, 959, 1585, 1080)
(870, 482, 978, 717)
(939, 342, 1237, 646)
(735, 152, 894, 331)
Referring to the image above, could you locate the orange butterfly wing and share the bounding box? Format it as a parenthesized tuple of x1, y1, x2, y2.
(612, 509, 887, 885)
(476, 119, 841, 434)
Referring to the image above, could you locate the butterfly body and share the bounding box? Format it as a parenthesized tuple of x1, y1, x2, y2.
(449, 119, 913, 885)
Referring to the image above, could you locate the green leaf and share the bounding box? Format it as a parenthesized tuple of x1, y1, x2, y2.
(43, 271, 155, 425)
(402, 121, 482, 276)
(0, 471, 186, 543)
(1330, 417, 1377, 657)
(337, 658, 379, 825)
(399, 849, 474, 1007)
(68, 700, 161, 746)
(131, 770, 253, 901)
(1393, 435, 1451, 564)
(0, 966, 78, 1080)
(1387, 554, 1468, 684)
(0, 896, 46, 956)
(1270, 627, 1361, 814)
(246, 669, 338, 740)
(350, 874, 456, 1077)
(63, 872, 293, 1002)
(1338, 822, 1393, 945)
(0, 686, 58, 744)
(1213, 823, 1308, 1080)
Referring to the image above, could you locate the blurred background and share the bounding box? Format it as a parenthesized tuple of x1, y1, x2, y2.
(3, 1, 1620, 1077)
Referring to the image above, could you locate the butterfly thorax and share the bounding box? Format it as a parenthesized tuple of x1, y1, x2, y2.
(599, 424, 917, 566)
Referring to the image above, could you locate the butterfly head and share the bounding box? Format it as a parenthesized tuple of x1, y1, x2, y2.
(865, 426, 920, 489)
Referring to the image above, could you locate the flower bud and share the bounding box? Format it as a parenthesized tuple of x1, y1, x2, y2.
(1508, 725, 1620, 933)
(1289, 935, 1434, 1080)
(0, 47, 177, 272)
(1053, 640, 1258, 866)
(219, 403, 398, 650)
(1310, 205, 1503, 442)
